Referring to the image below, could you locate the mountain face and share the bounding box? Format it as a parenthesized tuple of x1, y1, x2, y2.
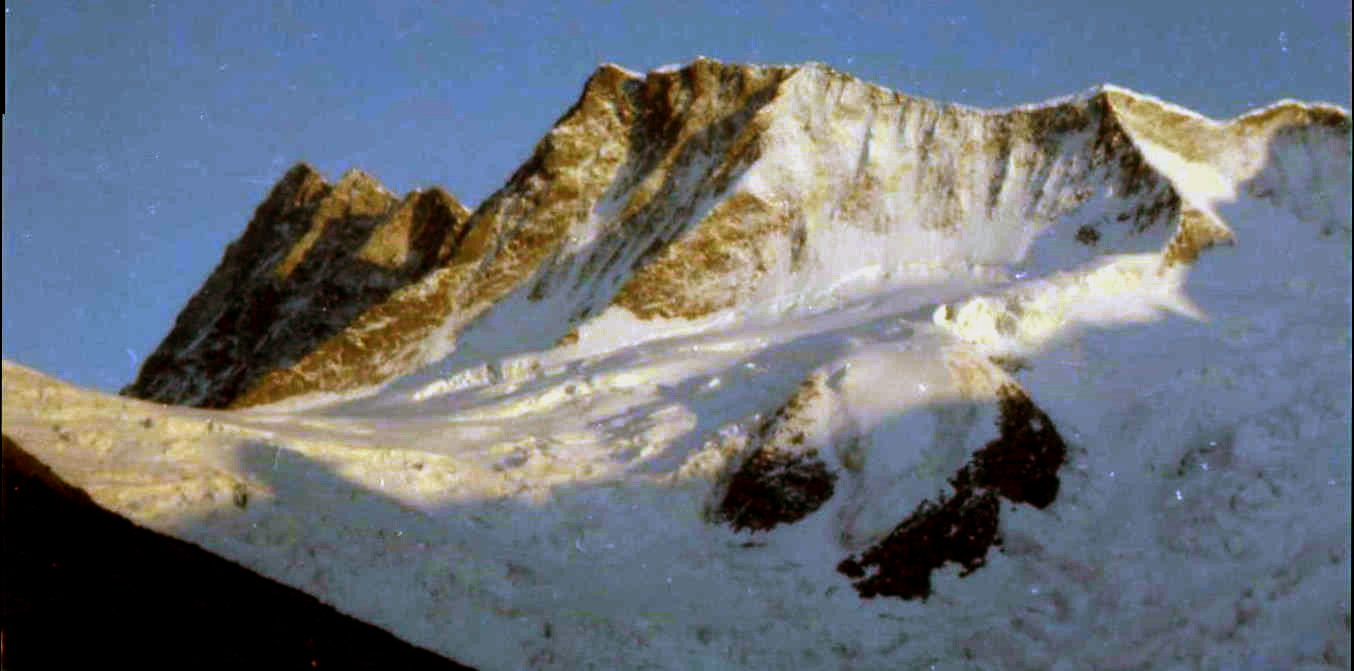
(123, 58, 1346, 411)
(8, 58, 1350, 670)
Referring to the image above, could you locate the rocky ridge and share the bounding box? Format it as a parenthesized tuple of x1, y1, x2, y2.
(122, 165, 470, 408)
(121, 58, 1348, 411)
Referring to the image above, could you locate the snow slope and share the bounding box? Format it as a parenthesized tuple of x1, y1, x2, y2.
(3, 60, 1350, 670)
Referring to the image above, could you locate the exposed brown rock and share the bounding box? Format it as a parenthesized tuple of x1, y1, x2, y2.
(122, 164, 469, 408)
(607, 62, 791, 319)
(225, 64, 656, 407)
(1163, 206, 1237, 267)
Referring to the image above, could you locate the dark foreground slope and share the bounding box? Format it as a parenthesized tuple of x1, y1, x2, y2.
(1, 435, 476, 671)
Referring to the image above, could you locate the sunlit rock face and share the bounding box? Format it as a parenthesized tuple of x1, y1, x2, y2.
(121, 164, 471, 408)
(8, 59, 1351, 670)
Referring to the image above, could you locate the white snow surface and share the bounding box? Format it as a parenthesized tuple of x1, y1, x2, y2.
(3, 77, 1351, 670)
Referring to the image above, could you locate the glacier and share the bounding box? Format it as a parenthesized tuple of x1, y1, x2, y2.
(3, 58, 1350, 670)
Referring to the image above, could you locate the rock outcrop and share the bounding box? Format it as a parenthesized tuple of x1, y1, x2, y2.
(121, 164, 470, 408)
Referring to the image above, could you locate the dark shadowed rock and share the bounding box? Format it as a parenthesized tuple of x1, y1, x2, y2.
(836, 385, 1067, 601)
(719, 447, 837, 531)
(837, 487, 1002, 601)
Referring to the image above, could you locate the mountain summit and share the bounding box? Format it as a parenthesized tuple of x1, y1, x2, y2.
(121, 58, 1348, 411)
(120, 165, 471, 407)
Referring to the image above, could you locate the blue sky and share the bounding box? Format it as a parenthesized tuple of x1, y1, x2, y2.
(4, 0, 1350, 394)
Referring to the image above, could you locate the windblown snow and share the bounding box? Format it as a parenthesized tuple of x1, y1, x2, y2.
(3, 59, 1350, 670)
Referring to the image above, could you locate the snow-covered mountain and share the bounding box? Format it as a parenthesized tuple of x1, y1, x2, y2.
(5, 58, 1350, 670)
(124, 57, 1341, 413)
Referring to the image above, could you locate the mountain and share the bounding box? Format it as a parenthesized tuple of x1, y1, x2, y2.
(5, 58, 1350, 670)
(123, 57, 1344, 412)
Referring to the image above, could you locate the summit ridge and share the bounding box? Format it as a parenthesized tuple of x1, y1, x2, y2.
(121, 58, 1349, 410)
(121, 58, 1348, 408)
